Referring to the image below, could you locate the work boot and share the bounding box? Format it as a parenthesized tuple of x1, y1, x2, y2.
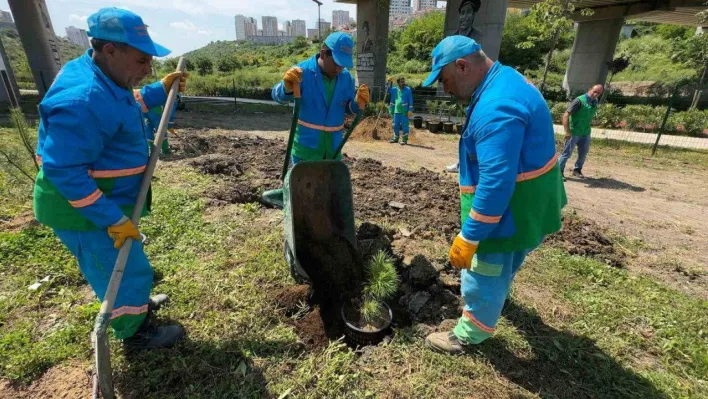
(148, 294, 170, 313)
(401, 141, 407, 146)
(425, 331, 472, 355)
(572, 169, 585, 179)
(390, 137, 399, 144)
(122, 314, 183, 350)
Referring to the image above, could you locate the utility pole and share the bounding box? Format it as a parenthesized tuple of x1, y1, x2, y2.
(312, 0, 322, 40)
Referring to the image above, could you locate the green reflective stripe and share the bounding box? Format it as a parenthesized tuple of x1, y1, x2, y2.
(470, 256, 502, 277)
(111, 312, 147, 339)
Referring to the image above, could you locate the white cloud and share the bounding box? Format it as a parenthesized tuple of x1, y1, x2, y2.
(69, 14, 88, 25)
(169, 20, 210, 35)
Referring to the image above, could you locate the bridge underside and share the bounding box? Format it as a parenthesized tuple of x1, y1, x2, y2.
(337, 0, 706, 96)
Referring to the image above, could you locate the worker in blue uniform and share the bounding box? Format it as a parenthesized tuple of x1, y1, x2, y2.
(421, 36, 567, 354)
(388, 77, 414, 145)
(272, 32, 370, 163)
(33, 8, 188, 349)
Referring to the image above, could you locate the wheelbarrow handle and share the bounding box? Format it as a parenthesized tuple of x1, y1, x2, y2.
(333, 110, 362, 160)
(280, 85, 301, 180)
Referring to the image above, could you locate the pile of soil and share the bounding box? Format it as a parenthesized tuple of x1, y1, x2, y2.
(547, 216, 625, 267)
(0, 363, 92, 399)
(348, 157, 460, 240)
(349, 116, 421, 144)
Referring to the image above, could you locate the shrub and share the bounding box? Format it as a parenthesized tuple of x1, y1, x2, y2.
(669, 109, 708, 137)
(595, 103, 623, 129)
(622, 105, 665, 132)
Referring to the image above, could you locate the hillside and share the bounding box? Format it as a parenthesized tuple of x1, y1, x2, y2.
(0, 28, 84, 89)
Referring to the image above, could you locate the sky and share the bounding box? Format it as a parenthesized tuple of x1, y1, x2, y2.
(0, 0, 358, 57)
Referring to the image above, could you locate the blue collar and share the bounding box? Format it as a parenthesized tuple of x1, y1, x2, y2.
(469, 61, 502, 108)
(83, 49, 134, 102)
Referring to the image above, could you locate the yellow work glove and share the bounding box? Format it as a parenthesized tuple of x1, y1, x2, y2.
(283, 67, 303, 93)
(356, 84, 370, 109)
(448, 234, 478, 270)
(161, 72, 188, 93)
(107, 216, 141, 249)
(407, 111, 413, 119)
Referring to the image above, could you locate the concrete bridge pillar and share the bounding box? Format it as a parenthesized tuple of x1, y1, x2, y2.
(563, 17, 624, 96)
(443, 0, 509, 61)
(7, 0, 62, 98)
(355, 0, 390, 100)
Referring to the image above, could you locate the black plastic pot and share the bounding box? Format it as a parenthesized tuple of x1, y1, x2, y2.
(456, 123, 463, 134)
(424, 120, 431, 129)
(429, 122, 440, 133)
(413, 116, 423, 129)
(443, 122, 454, 133)
(341, 302, 393, 346)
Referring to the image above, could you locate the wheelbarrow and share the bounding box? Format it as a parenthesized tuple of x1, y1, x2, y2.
(261, 85, 365, 281)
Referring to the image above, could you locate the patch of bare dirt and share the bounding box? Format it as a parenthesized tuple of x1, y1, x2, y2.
(547, 216, 626, 268)
(0, 363, 93, 399)
(0, 213, 39, 233)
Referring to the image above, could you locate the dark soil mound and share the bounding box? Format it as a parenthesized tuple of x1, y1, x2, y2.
(548, 216, 625, 267)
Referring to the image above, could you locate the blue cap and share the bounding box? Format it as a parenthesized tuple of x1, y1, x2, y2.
(324, 32, 354, 68)
(422, 35, 482, 87)
(87, 8, 170, 57)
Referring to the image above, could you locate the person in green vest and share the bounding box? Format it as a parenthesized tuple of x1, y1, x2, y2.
(558, 84, 604, 180)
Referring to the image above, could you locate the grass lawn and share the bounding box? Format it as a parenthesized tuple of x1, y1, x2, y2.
(1, 121, 707, 398)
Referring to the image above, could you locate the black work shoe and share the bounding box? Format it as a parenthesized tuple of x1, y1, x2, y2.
(122, 325, 183, 349)
(572, 170, 585, 179)
(401, 141, 407, 146)
(148, 294, 170, 312)
(390, 138, 399, 144)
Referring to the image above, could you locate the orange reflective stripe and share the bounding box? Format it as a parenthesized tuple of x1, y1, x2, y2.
(469, 210, 501, 224)
(111, 304, 148, 319)
(463, 310, 495, 333)
(133, 89, 148, 112)
(36, 155, 43, 166)
(297, 120, 344, 132)
(460, 185, 476, 194)
(69, 189, 102, 208)
(517, 153, 559, 183)
(89, 165, 146, 178)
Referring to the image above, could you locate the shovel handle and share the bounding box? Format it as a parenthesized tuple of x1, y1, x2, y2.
(280, 84, 301, 180)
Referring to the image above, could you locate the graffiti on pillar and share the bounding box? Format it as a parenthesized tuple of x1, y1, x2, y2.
(357, 20, 375, 73)
(457, 0, 483, 41)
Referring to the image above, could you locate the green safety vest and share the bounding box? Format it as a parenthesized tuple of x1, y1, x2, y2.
(569, 95, 598, 137)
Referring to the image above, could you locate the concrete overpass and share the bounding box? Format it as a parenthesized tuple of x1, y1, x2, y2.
(336, 0, 707, 96)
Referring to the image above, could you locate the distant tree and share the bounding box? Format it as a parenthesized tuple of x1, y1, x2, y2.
(195, 57, 213, 75)
(519, 0, 593, 93)
(162, 58, 179, 72)
(397, 11, 445, 63)
(500, 10, 572, 73)
(217, 55, 240, 73)
(672, 33, 708, 108)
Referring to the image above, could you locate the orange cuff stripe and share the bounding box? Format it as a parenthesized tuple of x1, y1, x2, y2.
(463, 310, 496, 333)
(298, 120, 344, 132)
(69, 189, 102, 208)
(460, 185, 477, 194)
(89, 165, 147, 178)
(36, 155, 43, 166)
(111, 304, 149, 320)
(517, 153, 559, 182)
(469, 210, 502, 224)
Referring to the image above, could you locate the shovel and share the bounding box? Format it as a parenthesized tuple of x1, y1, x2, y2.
(261, 84, 302, 209)
(92, 57, 186, 399)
